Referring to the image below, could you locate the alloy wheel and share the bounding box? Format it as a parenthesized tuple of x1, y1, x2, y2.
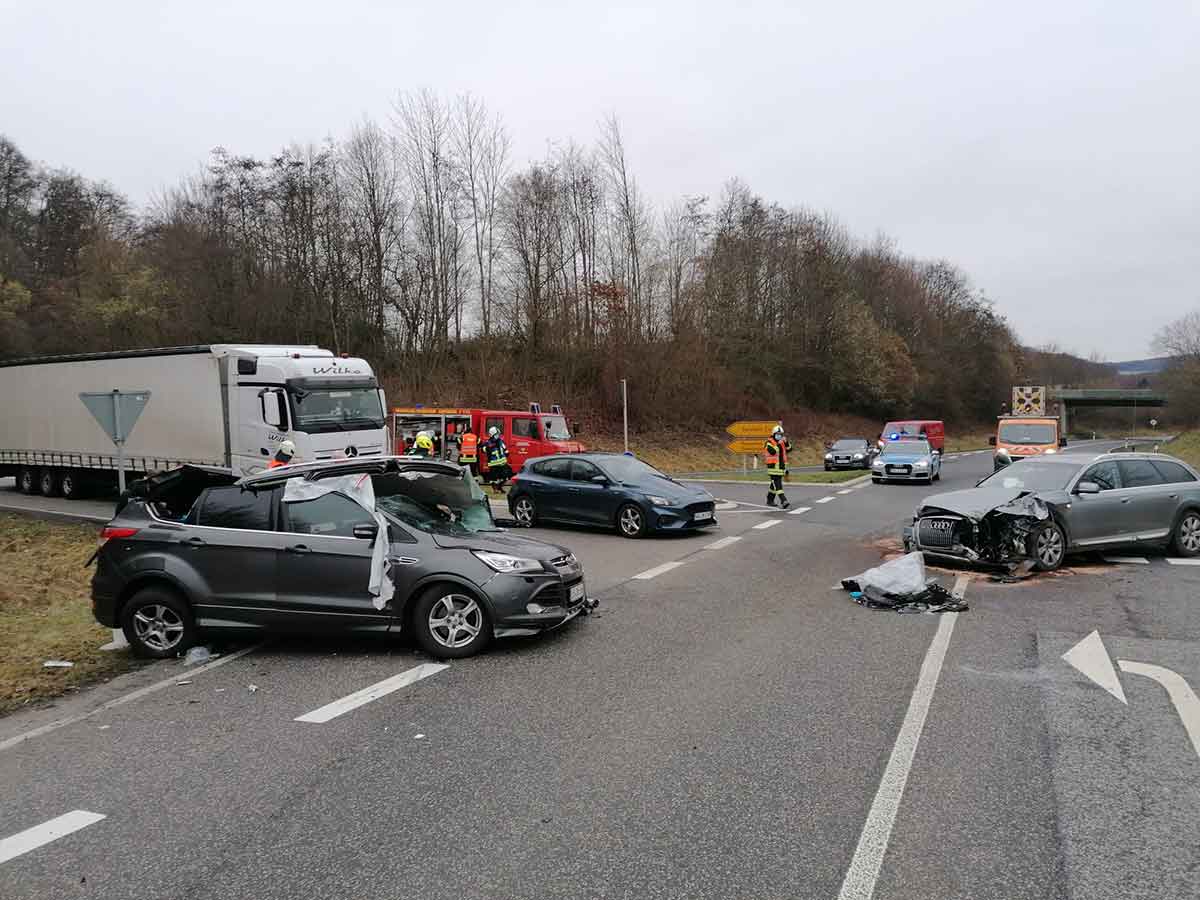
(619, 506, 643, 536)
(1036, 526, 1064, 568)
(1180, 514, 1200, 553)
(427, 594, 483, 650)
(132, 604, 185, 652)
(513, 497, 535, 527)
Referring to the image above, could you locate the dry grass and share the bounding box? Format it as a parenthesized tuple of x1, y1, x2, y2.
(1165, 431, 1200, 468)
(0, 514, 141, 716)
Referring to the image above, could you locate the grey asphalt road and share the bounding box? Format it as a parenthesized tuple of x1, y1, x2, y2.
(2, 440, 1198, 899)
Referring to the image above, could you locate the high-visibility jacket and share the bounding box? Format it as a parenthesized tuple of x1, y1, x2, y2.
(763, 437, 792, 475)
(268, 458, 288, 469)
(486, 436, 508, 467)
(459, 432, 478, 462)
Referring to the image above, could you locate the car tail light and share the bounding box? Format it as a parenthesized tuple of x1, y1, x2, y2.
(98, 526, 139, 547)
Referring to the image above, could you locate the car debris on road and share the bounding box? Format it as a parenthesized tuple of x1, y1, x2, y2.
(841, 552, 968, 613)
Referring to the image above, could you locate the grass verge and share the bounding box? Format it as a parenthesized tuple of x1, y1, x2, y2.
(0, 514, 141, 716)
(1164, 431, 1200, 468)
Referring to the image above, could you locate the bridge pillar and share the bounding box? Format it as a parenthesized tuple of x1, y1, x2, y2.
(1060, 403, 1070, 438)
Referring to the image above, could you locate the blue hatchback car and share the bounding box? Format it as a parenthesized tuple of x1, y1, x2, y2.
(508, 453, 718, 538)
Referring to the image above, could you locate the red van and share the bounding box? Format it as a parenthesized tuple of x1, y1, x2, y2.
(391, 404, 585, 473)
(879, 420, 945, 454)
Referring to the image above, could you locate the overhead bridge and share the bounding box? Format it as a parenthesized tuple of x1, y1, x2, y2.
(1048, 388, 1168, 434)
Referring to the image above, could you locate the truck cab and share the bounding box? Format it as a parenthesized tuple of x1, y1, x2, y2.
(989, 415, 1065, 470)
(217, 345, 389, 474)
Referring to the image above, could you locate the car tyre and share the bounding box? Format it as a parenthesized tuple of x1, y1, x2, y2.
(121, 586, 196, 659)
(1030, 521, 1066, 572)
(617, 503, 646, 538)
(39, 468, 61, 497)
(17, 467, 37, 494)
(512, 494, 537, 528)
(412, 585, 491, 659)
(1171, 509, 1200, 558)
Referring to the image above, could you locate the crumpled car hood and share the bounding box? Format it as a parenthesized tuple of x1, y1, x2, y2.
(430, 530, 571, 560)
(919, 487, 1033, 521)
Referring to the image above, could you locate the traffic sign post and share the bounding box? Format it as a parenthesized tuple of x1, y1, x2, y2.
(80, 390, 152, 494)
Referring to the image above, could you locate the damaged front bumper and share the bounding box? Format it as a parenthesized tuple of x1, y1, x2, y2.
(904, 493, 1051, 569)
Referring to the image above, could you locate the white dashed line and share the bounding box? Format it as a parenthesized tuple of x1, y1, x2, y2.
(837, 489, 854, 495)
(753, 519, 781, 530)
(703, 536, 743, 550)
(0, 811, 106, 865)
(816, 496, 836, 504)
(788, 506, 812, 515)
(633, 561, 686, 580)
(1166, 558, 1200, 566)
(295, 663, 448, 724)
(1103, 556, 1149, 565)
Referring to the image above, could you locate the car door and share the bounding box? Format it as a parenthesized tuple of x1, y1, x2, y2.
(529, 457, 573, 520)
(274, 491, 393, 632)
(1116, 459, 1173, 541)
(569, 459, 620, 525)
(1065, 460, 1127, 546)
(181, 486, 281, 629)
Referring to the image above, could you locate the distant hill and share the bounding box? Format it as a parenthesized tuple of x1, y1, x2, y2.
(1109, 357, 1171, 376)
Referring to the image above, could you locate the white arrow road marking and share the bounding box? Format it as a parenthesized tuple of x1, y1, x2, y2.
(703, 536, 742, 550)
(835, 574, 968, 900)
(0, 811, 106, 865)
(1103, 556, 1149, 565)
(753, 519, 781, 530)
(1062, 630, 1127, 704)
(816, 496, 835, 504)
(633, 561, 685, 580)
(787, 506, 812, 515)
(1117, 660, 1200, 760)
(295, 664, 448, 724)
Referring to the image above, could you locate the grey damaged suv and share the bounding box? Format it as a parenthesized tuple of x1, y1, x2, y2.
(91, 457, 595, 659)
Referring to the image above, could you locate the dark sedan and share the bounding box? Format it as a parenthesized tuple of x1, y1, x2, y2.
(825, 437, 875, 470)
(508, 453, 717, 538)
(91, 457, 594, 659)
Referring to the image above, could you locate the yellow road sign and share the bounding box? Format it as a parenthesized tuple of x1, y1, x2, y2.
(726, 420, 779, 439)
(726, 438, 767, 454)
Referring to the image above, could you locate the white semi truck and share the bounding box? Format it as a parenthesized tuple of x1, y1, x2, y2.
(0, 344, 389, 498)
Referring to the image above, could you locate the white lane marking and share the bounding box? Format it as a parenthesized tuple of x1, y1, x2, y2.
(753, 519, 781, 530)
(835, 574, 967, 900)
(633, 561, 685, 580)
(1061, 631, 1127, 704)
(837, 489, 854, 495)
(1166, 558, 1200, 566)
(1118, 659, 1200, 759)
(816, 496, 836, 504)
(0, 643, 262, 753)
(295, 663, 449, 724)
(788, 506, 812, 515)
(1103, 556, 1149, 565)
(0, 811, 106, 865)
(703, 536, 743, 550)
(715, 500, 738, 510)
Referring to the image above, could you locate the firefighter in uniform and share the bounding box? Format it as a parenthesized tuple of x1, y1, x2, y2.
(268, 439, 296, 469)
(763, 424, 792, 509)
(412, 431, 435, 458)
(484, 426, 511, 494)
(458, 426, 479, 476)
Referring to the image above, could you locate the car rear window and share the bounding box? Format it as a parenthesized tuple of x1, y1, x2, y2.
(1118, 460, 1165, 488)
(533, 458, 571, 479)
(1150, 460, 1197, 484)
(195, 487, 274, 530)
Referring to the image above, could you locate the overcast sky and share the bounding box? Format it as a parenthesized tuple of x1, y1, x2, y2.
(3, 1, 1197, 359)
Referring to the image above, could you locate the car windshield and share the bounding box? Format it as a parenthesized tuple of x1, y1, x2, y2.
(373, 470, 495, 535)
(832, 440, 866, 450)
(290, 387, 385, 433)
(978, 461, 1076, 492)
(999, 422, 1057, 445)
(881, 440, 930, 456)
(882, 422, 922, 438)
(595, 455, 669, 484)
(541, 415, 572, 441)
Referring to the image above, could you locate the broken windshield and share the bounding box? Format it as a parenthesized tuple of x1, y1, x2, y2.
(373, 470, 495, 535)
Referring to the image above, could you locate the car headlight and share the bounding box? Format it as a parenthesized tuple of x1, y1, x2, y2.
(646, 495, 671, 507)
(853, 453, 864, 460)
(473, 551, 543, 574)
(824, 453, 833, 460)
(1044, 448, 1057, 454)
(872, 459, 884, 468)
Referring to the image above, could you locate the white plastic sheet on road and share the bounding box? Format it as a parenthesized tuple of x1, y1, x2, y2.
(843, 551, 929, 597)
(283, 473, 394, 610)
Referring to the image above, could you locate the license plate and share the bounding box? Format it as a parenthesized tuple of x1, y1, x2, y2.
(693, 510, 713, 521)
(569, 582, 585, 603)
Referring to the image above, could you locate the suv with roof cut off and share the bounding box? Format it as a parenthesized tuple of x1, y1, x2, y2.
(91, 457, 594, 660)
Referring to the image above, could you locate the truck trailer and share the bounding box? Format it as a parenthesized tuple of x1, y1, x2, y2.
(0, 344, 388, 498)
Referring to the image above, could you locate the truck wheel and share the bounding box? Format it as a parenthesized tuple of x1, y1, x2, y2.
(39, 468, 61, 497)
(121, 587, 196, 659)
(17, 467, 37, 494)
(60, 470, 84, 500)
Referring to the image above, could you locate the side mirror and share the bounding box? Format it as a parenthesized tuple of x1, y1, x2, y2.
(353, 523, 379, 540)
(988, 436, 997, 446)
(591, 475, 609, 485)
(259, 390, 286, 430)
(1075, 481, 1101, 495)
(1059, 436, 1068, 447)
